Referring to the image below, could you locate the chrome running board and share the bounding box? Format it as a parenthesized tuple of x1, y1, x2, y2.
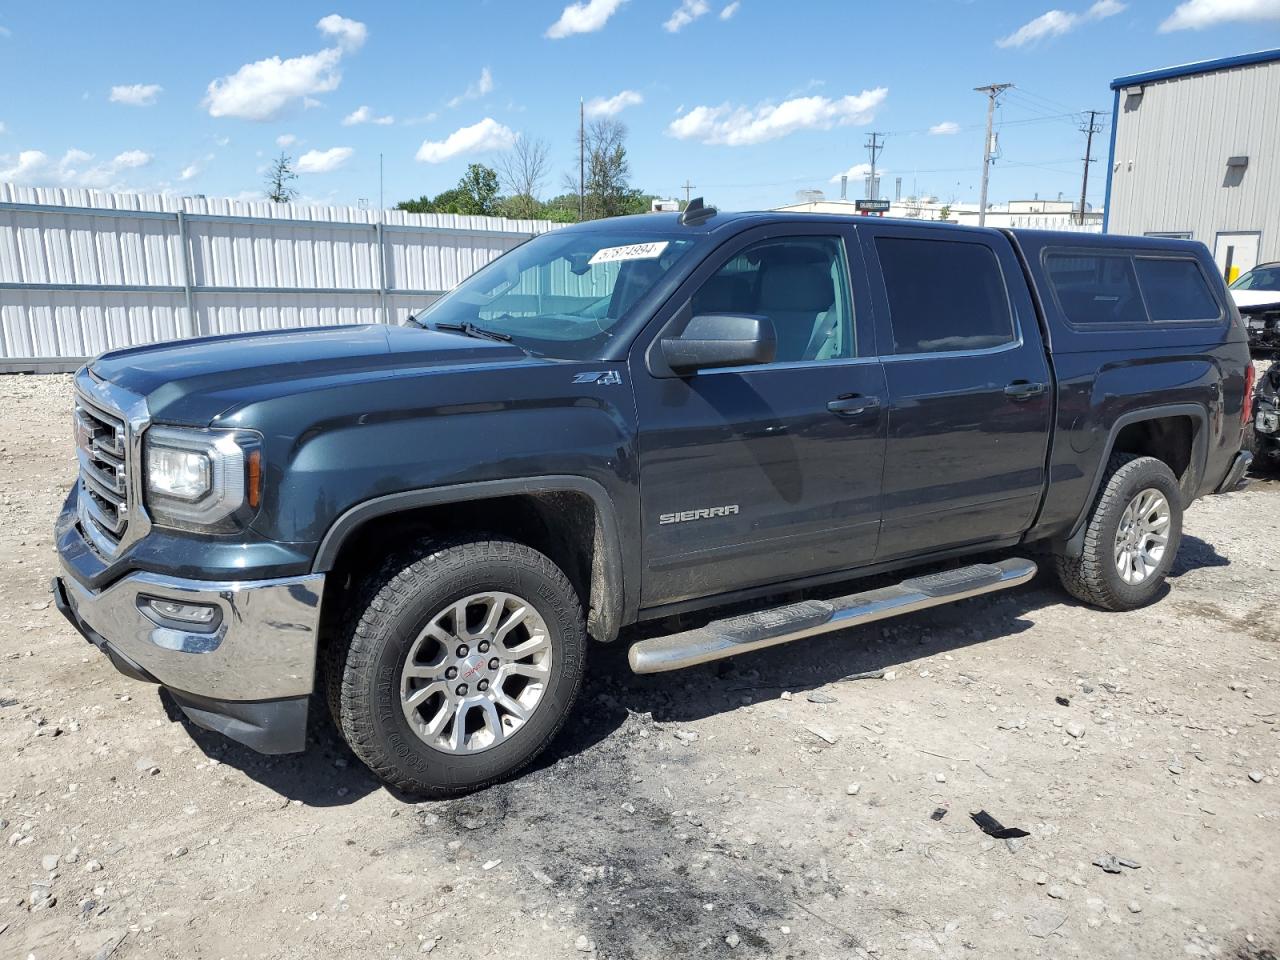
(628, 557, 1037, 674)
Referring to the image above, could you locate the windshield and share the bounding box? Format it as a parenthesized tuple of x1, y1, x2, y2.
(1230, 265, 1280, 291)
(414, 228, 701, 359)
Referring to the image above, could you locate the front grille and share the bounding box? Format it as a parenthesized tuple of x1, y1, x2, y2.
(75, 392, 130, 554)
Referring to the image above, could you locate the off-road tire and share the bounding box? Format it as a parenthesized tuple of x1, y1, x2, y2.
(1054, 453, 1183, 611)
(327, 538, 586, 795)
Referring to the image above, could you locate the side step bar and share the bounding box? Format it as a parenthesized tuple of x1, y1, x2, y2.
(628, 557, 1037, 674)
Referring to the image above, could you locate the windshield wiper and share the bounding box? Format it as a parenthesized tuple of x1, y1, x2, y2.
(433, 321, 514, 343)
(403, 312, 426, 329)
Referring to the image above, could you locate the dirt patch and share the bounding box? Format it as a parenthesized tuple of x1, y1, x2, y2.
(2, 373, 1278, 960)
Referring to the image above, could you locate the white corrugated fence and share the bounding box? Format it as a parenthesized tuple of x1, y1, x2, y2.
(0, 184, 560, 372)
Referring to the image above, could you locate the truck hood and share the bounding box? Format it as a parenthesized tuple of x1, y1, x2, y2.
(90, 324, 531, 425)
(1230, 289, 1280, 310)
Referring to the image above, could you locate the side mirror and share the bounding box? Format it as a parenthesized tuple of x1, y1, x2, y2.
(660, 314, 777, 374)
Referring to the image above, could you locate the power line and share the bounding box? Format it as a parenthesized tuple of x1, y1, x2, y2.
(1008, 85, 1084, 115)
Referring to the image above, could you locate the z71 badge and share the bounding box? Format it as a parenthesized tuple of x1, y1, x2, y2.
(572, 371, 623, 385)
(659, 505, 740, 525)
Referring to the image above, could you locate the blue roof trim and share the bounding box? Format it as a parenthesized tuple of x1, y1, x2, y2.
(1111, 47, 1280, 89)
(1102, 86, 1119, 234)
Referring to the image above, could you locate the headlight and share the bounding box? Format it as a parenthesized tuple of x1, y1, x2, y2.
(144, 426, 260, 530)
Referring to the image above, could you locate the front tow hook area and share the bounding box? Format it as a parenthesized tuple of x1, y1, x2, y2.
(51, 576, 158, 685)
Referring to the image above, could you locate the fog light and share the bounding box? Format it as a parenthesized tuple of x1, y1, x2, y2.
(1258, 410, 1280, 434)
(141, 596, 220, 627)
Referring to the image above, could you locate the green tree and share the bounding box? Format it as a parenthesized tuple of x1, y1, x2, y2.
(582, 118, 635, 220)
(395, 195, 435, 214)
(455, 163, 500, 216)
(395, 164, 501, 217)
(541, 193, 583, 223)
(264, 153, 298, 204)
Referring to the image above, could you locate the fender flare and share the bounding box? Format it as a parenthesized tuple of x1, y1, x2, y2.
(312, 476, 627, 642)
(1061, 402, 1208, 557)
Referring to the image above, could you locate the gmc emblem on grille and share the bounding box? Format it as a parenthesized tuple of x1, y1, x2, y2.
(659, 505, 740, 525)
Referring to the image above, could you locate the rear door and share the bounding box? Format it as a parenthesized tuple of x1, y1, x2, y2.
(630, 223, 887, 608)
(855, 223, 1052, 560)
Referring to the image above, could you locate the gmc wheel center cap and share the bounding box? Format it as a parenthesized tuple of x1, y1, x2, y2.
(459, 655, 488, 683)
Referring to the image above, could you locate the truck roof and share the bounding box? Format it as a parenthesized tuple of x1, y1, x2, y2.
(568, 210, 1207, 254)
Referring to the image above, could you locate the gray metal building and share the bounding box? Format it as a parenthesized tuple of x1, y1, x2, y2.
(1105, 48, 1280, 284)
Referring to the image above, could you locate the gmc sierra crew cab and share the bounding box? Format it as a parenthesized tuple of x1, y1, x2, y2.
(52, 204, 1254, 795)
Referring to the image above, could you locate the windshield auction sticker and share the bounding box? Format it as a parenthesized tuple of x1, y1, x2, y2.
(588, 241, 670, 265)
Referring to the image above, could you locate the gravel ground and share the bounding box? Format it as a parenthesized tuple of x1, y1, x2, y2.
(1, 372, 1277, 960)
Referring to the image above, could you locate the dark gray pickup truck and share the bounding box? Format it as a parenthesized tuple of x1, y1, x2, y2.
(53, 206, 1253, 795)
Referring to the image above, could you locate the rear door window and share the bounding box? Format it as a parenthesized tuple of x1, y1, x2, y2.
(1044, 253, 1148, 325)
(875, 237, 1016, 355)
(1134, 258, 1221, 322)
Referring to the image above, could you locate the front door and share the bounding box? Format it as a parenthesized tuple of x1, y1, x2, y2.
(631, 226, 886, 609)
(855, 223, 1052, 560)
(1214, 232, 1261, 286)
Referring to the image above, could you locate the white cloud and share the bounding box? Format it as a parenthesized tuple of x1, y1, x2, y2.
(829, 163, 871, 184)
(0, 25, 10, 37)
(415, 117, 515, 163)
(929, 120, 960, 135)
(0, 121, 6, 135)
(546, 0, 627, 38)
(585, 89, 644, 117)
(1160, 0, 1280, 30)
(720, 1, 741, 18)
(179, 160, 204, 181)
(668, 88, 888, 146)
(203, 15, 366, 121)
(447, 67, 494, 108)
(342, 105, 394, 125)
(296, 146, 354, 173)
(316, 13, 367, 50)
(0, 147, 152, 189)
(113, 149, 151, 169)
(664, 0, 709, 31)
(276, 133, 297, 147)
(205, 47, 343, 121)
(996, 0, 1124, 47)
(109, 83, 163, 106)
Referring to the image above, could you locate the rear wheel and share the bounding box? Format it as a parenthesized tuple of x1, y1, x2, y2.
(329, 538, 586, 795)
(1054, 453, 1183, 611)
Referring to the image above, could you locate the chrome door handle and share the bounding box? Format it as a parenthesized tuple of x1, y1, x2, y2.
(1003, 380, 1046, 401)
(828, 395, 881, 417)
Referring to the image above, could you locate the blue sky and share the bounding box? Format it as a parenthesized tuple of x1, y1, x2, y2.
(1, 1, 1277, 212)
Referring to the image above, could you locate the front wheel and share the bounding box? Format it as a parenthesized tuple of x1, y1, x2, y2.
(329, 538, 586, 795)
(1054, 453, 1183, 611)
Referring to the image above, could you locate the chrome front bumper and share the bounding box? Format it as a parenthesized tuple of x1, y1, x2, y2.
(54, 560, 324, 702)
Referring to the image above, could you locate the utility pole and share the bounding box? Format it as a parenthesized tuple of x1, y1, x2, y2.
(1078, 109, 1103, 225)
(864, 132, 885, 200)
(681, 179, 695, 206)
(578, 98, 585, 222)
(974, 83, 1013, 227)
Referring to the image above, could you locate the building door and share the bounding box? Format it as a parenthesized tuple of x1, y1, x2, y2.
(1214, 232, 1261, 285)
